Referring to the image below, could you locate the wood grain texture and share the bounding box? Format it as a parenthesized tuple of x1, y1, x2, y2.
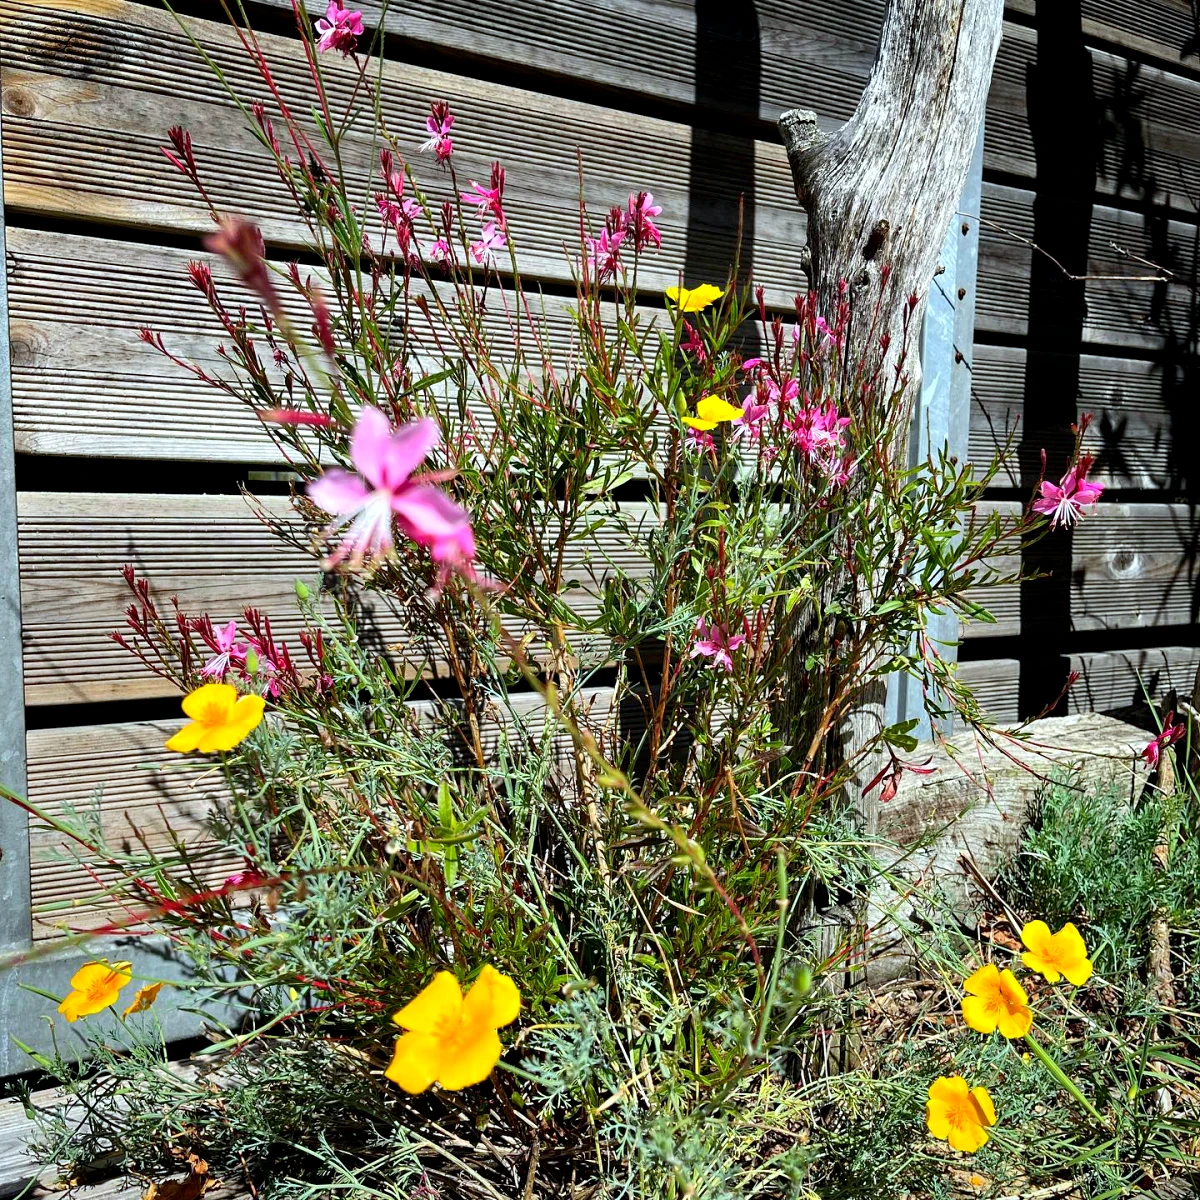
(1007, 0, 1200, 75)
(25, 690, 612, 939)
(0, 0, 805, 304)
(874, 711, 1149, 974)
(26, 719, 240, 938)
(989, 23, 1200, 208)
(267, 0, 885, 129)
(777, 0, 1001, 381)
(976, 182, 1200, 351)
(6, 226, 645, 463)
(1067, 643, 1200, 714)
(957, 657, 1020, 725)
(16, 491, 654, 705)
(962, 500, 1200, 639)
(970, 344, 1196, 491)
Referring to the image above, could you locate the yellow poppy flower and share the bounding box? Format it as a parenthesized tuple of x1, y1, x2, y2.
(123, 981, 165, 1017)
(961, 963, 1034, 1038)
(682, 394, 745, 431)
(926, 1075, 997, 1153)
(385, 965, 520, 1094)
(666, 283, 724, 313)
(58, 960, 132, 1022)
(165, 683, 265, 754)
(1020, 919, 1093, 986)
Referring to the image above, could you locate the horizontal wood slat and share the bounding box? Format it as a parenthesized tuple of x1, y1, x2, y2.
(957, 657, 1020, 726)
(975, 182, 1198, 351)
(266, 0, 885, 130)
(1067, 643, 1200, 714)
(6, 226, 632, 463)
(27, 719, 241, 938)
(25, 689, 614, 939)
(970, 344, 1191, 491)
(16, 491, 654, 705)
(0, 0, 804, 304)
(964, 501, 1200, 639)
(989, 24, 1200, 207)
(1006, 0, 1200, 76)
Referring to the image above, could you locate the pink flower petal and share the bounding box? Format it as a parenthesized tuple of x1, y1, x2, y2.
(308, 468, 371, 515)
(392, 483, 472, 543)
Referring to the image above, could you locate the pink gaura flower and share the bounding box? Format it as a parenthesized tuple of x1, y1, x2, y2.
(201, 619, 247, 680)
(308, 407, 475, 572)
(461, 163, 506, 224)
(586, 226, 625, 282)
(814, 315, 844, 349)
(686, 427, 716, 453)
(624, 191, 662, 252)
(1143, 713, 1185, 768)
(419, 101, 455, 161)
(690, 617, 746, 673)
(204, 217, 279, 315)
(470, 222, 507, 265)
(315, 0, 364, 54)
(788, 399, 849, 463)
(739, 390, 772, 431)
(1033, 455, 1104, 530)
(429, 237, 453, 266)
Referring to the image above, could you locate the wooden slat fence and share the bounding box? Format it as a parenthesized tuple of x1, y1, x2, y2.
(1, 0, 1198, 1059)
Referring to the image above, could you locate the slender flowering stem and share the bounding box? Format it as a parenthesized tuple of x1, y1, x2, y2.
(1024, 1031, 1106, 1124)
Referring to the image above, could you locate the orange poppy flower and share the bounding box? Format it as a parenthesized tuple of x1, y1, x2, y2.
(961, 963, 1034, 1038)
(385, 965, 520, 1094)
(1020, 920, 1093, 986)
(926, 1075, 997, 1153)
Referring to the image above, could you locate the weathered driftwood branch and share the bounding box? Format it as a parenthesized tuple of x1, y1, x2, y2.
(779, 0, 1004, 368)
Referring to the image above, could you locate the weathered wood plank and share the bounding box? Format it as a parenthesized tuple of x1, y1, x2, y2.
(265, 0, 885, 130)
(989, 23, 1200, 207)
(1067, 643, 1200, 714)
(1007, 0, 1200, 76)
(15, 491, 654, 705)
(6, 226, 644, 463)
(25, 689, 614, 939)
(970, 344, 1191, 491)
(976, 182, 1199, 351)
(963, 501, 1200, 640)
(957, 657, 1020, 725)
(0, 0, 805, 304)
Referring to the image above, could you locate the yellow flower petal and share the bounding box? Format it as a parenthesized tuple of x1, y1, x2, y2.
(926, 1076, 996, 1155)
(681, 415, 720, 431)
(436, 1026, 503, 1091)
(694, 395, 745, 423)
(181, 682, 238, 721)
(666, 283, 725, 313)
(961, 993, 999, 1035)
(462, 965, 521, 1030)
(167, 685, 265, 754)
(58, 960, 132, 1022)
(164, 723, 204, 753)
(392, 971, 463, 1034)
(385, 1031, 443, 1094)
(123, 981, 164, 1017)
(1021, 919, 1092, 985)
(971, 1085, 997, 1127)
(996, 1001, 1033, 1039)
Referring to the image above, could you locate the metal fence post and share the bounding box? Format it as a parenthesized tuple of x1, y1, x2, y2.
(0, 109, 32, 955)
(886, 121, 984, 740)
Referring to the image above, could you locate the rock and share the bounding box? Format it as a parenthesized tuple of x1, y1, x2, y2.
(866, 713, 1150, 980)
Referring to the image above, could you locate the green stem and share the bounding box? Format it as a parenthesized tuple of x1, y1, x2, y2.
(1024, 1031, 1105, 1124)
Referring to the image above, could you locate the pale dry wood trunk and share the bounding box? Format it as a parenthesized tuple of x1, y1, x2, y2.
(780, 0, 1004, 374)
(776, 0, 1004, 843)
(775, 1, 1003, 1012)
